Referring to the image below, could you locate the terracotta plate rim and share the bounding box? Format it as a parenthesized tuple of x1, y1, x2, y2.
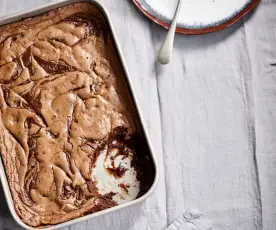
(132, 0, 260, 34)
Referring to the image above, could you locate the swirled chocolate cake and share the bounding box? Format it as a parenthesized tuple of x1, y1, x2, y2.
(0, 2, 154, 227)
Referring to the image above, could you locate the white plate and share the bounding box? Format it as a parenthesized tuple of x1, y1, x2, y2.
(133, 0, 260, 34)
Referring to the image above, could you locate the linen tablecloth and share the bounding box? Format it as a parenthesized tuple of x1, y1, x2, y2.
(0, 0, 275, 229)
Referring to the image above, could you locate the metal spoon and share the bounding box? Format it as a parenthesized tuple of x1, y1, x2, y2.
(158, 0, 183, 65)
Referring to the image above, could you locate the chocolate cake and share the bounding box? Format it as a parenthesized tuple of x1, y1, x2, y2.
(0, 2, 154, 227)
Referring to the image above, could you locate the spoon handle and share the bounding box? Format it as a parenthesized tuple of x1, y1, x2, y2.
(158, 0, 183, 65)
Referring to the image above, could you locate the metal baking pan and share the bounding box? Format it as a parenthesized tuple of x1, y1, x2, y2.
(0, 1, 159, 229)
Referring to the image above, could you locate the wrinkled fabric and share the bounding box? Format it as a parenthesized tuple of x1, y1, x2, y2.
(166, 210, 214, 230)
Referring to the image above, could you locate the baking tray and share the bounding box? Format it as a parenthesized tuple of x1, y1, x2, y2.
(0, 1, 159, 229)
